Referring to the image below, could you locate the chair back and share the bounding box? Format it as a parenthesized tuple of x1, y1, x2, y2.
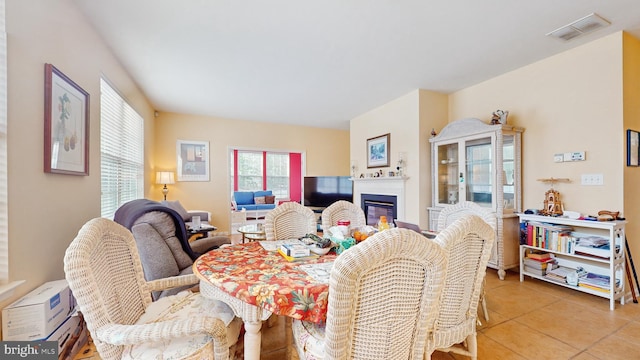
(429, 214, 495, 351)
(264, 202, 317, 241)
(436, 201, 496, 231)
(321, 200, 366, 232)
(64, 218, 152, 360)
(324, 228, 447, 360)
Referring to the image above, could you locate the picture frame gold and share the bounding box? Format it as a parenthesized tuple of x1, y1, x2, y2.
(367, 133, 390, 168)
(44, 64, 90, 175)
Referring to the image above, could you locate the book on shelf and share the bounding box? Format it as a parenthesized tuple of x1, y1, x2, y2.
(578, 283, 610, 293)
(523, 265, 546, 276)
(578, 272, 614, 288)
(544, 266, 574, 284)
(523, 257, 557, 270)
(573, 236, 617, 259)
(277, 248, 319, 262)
(523, 221, 574, 252)
(526, 250, 552, 261)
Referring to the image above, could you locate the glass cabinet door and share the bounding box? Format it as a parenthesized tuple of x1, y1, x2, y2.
(502, 134, 516, 212)
(436, 142, 459, 205)
(464, 137, 493, 207)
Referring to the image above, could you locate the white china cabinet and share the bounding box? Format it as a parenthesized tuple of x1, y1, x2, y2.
(428, 118, 524, 279)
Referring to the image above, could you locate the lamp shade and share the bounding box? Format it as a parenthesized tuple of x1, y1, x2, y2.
(155, 171, 175, 185)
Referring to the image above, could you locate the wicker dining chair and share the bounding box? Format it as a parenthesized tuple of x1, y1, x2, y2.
(264, 201, 317, 241)
(292, 228, 448, 360)
(437, 201, 496, 322)
(321, 200, 366, 232)
(425, 214, 495, 360)
(64, 218, 241, 360)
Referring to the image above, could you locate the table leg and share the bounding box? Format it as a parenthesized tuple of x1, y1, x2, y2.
(243, 320, 262, 360)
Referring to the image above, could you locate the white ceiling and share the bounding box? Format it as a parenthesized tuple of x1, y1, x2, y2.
(73, 0, 640, 130)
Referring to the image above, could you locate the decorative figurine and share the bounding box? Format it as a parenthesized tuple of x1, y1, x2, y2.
(491, 109, 509, 125)
(537, 177, 570, 216)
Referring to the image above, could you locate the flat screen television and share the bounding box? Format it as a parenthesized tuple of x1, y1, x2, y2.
(303, 176, 353, 208)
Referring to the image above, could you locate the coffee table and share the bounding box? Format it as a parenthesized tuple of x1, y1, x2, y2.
(237, 223, 266, 243)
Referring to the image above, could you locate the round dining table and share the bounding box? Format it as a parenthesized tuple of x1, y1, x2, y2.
(193, 240, 337, 360)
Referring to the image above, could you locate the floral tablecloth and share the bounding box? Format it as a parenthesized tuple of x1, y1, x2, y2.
(193, 241, 337, 323)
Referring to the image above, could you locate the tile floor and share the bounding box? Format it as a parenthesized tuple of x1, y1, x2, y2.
(74, 237, 640, 359)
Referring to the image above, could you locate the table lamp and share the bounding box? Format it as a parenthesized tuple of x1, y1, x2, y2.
(156, 171, 175, 200)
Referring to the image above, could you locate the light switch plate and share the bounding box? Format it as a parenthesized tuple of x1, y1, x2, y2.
(554, 154, 564, 163)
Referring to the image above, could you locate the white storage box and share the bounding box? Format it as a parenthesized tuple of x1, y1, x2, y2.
(44, 310, 88, 360)
(2, 279, 76, 341)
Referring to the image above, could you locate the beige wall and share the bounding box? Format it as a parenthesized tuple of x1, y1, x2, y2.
(3, 0, 155, 305)
(623, 33, 640, 270)
(450, 32, 624, 215)
(449, 31, 640, 272)
(350, 90, 447, 227)
(153, 112, 350, 233)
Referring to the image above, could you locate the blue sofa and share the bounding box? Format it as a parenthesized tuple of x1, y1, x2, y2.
(232, 190, 277, 219)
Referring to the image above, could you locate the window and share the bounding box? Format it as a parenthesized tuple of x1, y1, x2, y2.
(100, 78, 144, 219)
(231, 149, 302, 201)
(266, 153, 289, 199)
(0, 0, 7, 286)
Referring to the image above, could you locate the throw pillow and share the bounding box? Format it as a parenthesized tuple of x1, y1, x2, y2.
(265, 195, 276, 204)
(254, 196, 266, 204)
(162, 200, 191, 221)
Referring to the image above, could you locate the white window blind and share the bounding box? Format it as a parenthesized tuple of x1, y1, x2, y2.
(0, 0, 8, 283)
(100, 78, 144, 219)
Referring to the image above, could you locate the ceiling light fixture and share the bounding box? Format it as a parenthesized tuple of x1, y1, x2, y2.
(546, 13, 611, 42)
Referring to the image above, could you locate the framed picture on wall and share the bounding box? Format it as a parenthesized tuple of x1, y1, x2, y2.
(44, 63, 90, 175)
(367, 133, 390, 168)
(177, 140, 210, 181)
(627, 129, 639, 167)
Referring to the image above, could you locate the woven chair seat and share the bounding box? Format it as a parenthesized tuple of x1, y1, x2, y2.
(122, 291, 242, 359)
(292, 320, 326, 360)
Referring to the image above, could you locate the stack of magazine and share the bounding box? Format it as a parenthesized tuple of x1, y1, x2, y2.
(578, 272, 617, 293)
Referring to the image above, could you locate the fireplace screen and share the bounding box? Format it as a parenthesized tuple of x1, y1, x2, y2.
(361, 194, 397, 226)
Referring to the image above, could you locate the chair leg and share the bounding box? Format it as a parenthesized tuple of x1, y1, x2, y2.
(467, 333, 478, 360)
(480, 278, 489, 322)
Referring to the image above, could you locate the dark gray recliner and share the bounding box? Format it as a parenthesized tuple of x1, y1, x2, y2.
(114, 199, 230, 299)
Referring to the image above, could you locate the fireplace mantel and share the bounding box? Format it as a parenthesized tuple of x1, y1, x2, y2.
(352, 176, 408, 220)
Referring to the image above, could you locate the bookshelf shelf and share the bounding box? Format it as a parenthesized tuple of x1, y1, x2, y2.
(518, 214, 627, 310)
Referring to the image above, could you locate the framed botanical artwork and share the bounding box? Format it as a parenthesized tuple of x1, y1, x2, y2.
(627, 129, 639, 167)
(44, 63, 90, 175)
(367, 133, 390, 168)
(177, 140, 210, 181)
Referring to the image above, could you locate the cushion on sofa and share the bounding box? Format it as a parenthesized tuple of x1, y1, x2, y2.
(265, 195, 276, 204)
(254, 196, 266, 204)
(254, 190, 272, 198)
(234, 191, 255, 206)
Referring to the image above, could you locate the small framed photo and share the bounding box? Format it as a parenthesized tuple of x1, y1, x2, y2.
(177, 140, 210, 181)
(44, 64, 90, 175)
(627, 129, 639, 167)
(367, 133, 390, 168)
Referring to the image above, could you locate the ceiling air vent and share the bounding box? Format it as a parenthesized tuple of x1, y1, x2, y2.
(546, 13, 610, 41)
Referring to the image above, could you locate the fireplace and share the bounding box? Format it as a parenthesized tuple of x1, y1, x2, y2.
(353, 177, 407, 223)
(361, 194, 397, 226)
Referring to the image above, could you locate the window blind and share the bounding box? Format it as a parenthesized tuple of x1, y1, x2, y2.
(100, 78, 144, 219)
(0, 0, 8, 283)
